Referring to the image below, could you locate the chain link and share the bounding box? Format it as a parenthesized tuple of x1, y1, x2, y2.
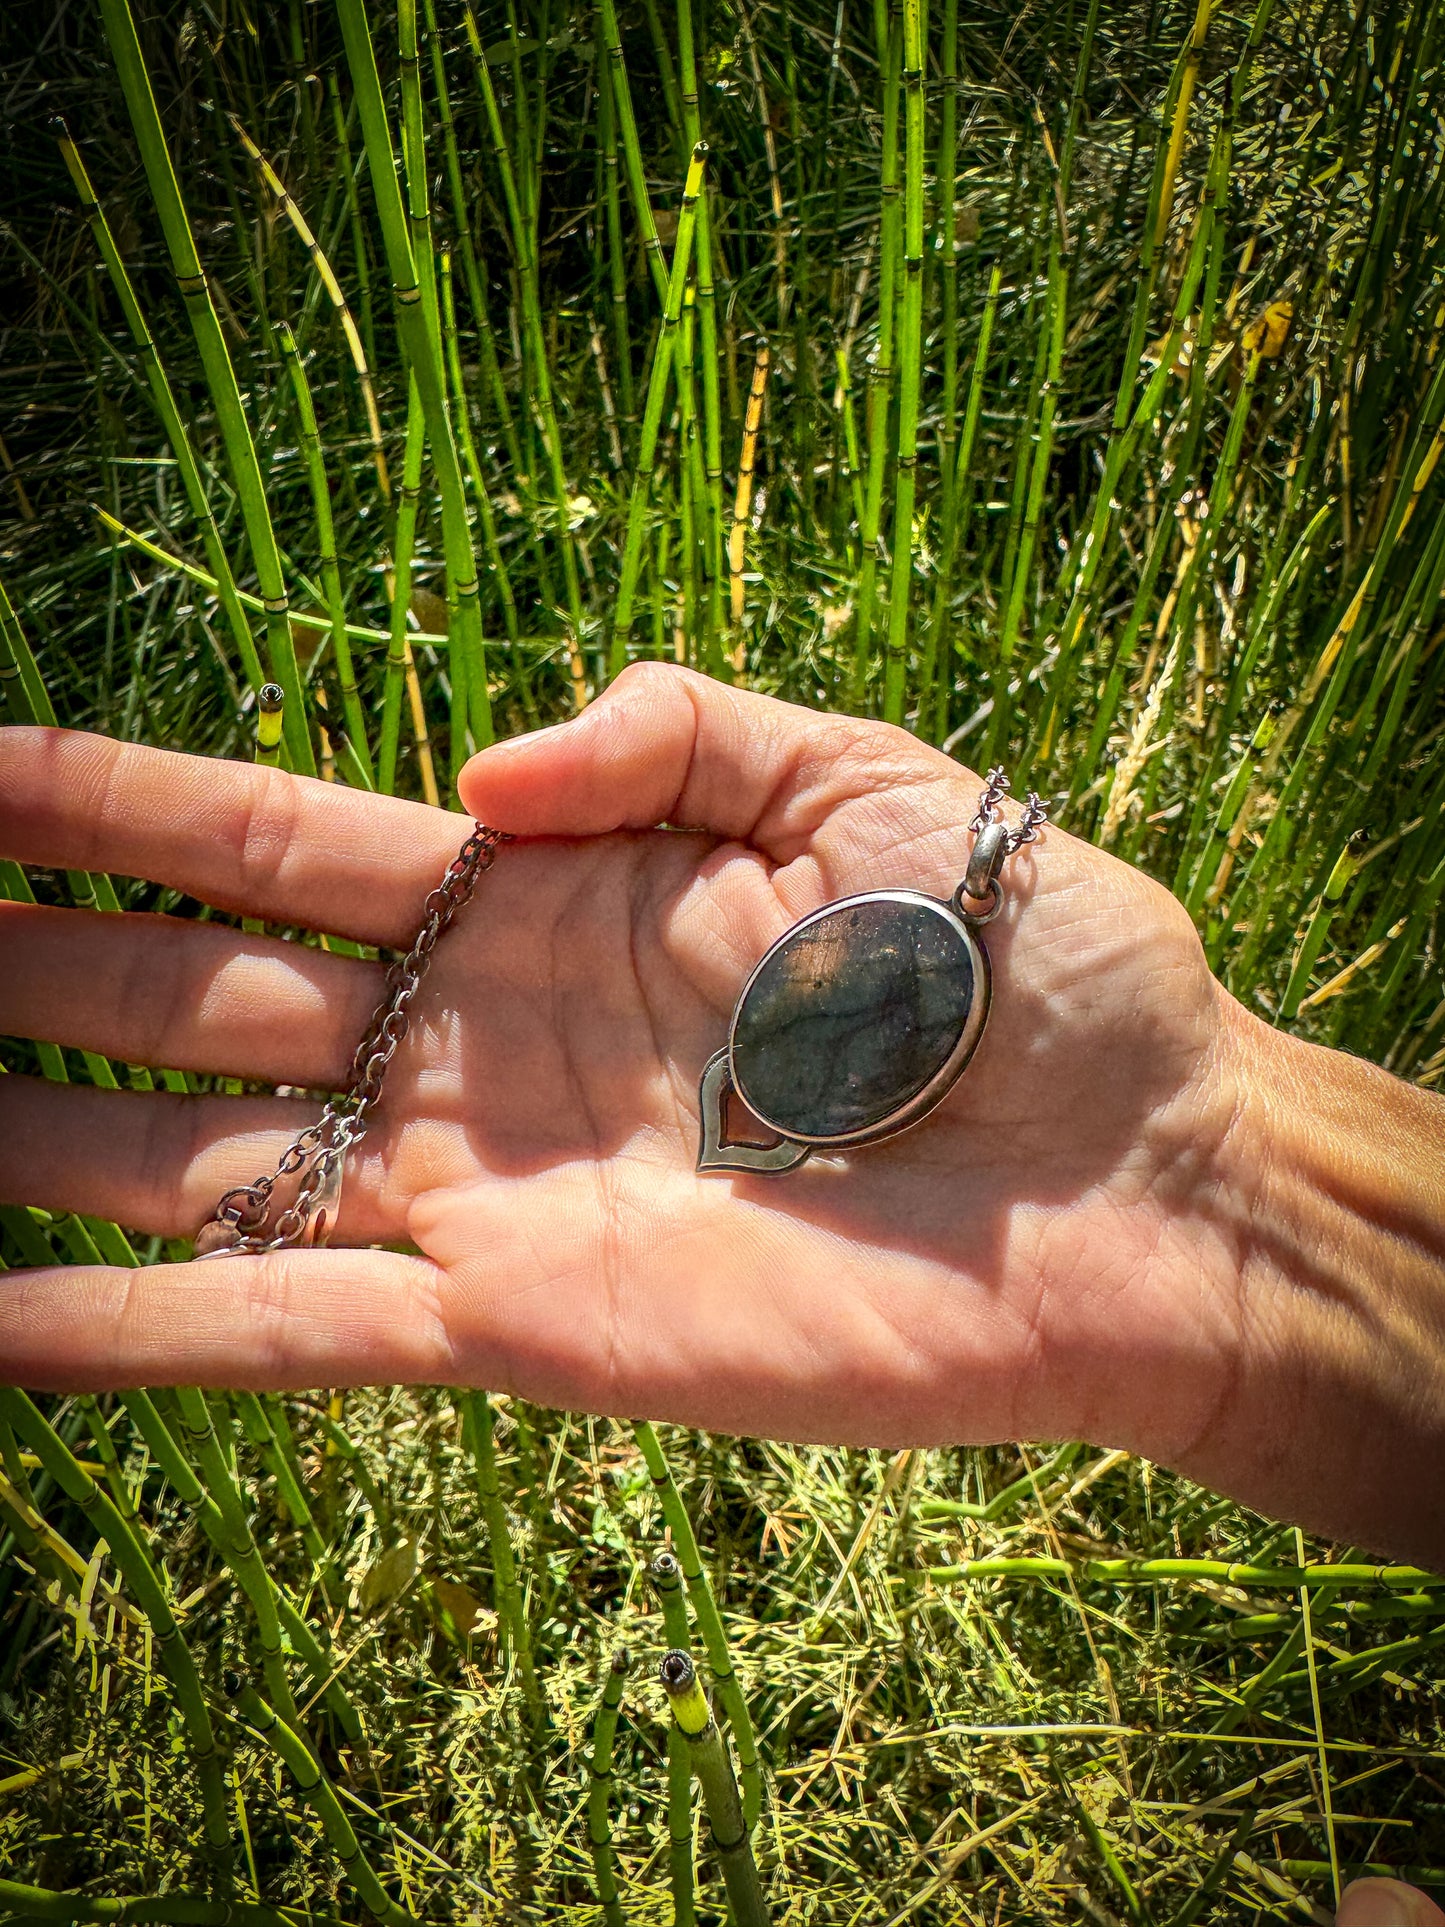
(969, 764, 1049, 851)
(195, 823, 510, 1257)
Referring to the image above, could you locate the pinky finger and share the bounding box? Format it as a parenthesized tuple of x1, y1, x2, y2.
(0, 1246, 456, 1393)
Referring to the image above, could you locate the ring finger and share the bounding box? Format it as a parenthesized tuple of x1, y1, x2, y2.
(0, 1075, 408, 1247)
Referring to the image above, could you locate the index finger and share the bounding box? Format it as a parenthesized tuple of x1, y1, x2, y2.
(0, 727, 468, 946)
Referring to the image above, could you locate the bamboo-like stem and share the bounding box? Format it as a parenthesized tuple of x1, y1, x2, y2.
(275, 322, 373, 781)
(986, 239, 1065, 766)
(458, 1391, 542, 1718)
(1027, 185, 1214, 775)
(651, 1552, 698, 1927)
(440, 247, 534, 719)
(96, 0, 313, 774)
(88, 508, 451, 653)
(379, 381, 428, 800)
(675, 0, 725, 654)
(167, 1387, 306, 1729)
(334, 0, 492, 747)
(658, 1652, 770, 1927)
(54, 120, 264, 698)
(737, 0, 790, 327)
(634, 1423, 761, 1829)
(586, 1648, 631, 1927)
(229, 113, 390, 505)
(935, 0, 961, 539)
(598, 35, 637, 436)
(224, 1676, 416, 1926)
(397, 0, 489, 761)
(852, 4, 902, 700)
(1155, 0, 1213, 248)
(122, 1389, 363, 1742)
(0, 1388, 232, 1858)
(924, 264, 1001, 744)
(597, 0, 669, 308)
(329, 73, 378, 373)
(728, 340, 771, 672)
(675, 296, 706, 663)
(232, 1391, 341, 1604)
(611, 144, 708, 673)
(255, 683, 286, 767)
(920, 1557, 1439, 1590)
(882, 0, 926, 724)
(422, 0, 522, 474)
(461, 2, 587, 705)
(0, 1879, 342, 1927)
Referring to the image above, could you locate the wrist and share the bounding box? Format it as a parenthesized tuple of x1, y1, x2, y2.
(1183, 994, 1445, 1563)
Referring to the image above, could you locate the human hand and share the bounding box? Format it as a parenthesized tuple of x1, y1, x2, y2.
(2, 668, 1442, 1560)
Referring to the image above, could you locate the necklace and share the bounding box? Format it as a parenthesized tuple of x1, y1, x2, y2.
(695, 767, 1046, 1175)
(194, 767, 1043, 1252)
(194, 822, 510, 1256)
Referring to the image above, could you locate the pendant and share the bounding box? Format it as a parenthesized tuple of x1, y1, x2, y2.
(695, 778, 1045, 1178)
(696, 886, 993, 1175)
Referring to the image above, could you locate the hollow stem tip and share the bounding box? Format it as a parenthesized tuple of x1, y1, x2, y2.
(659, 1648, 712, 1735)
(650, 1549, 683, 1586)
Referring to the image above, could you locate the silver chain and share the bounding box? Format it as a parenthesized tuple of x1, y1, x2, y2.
(969, 765, 1048, 850)
(195, 822, 510, 1257)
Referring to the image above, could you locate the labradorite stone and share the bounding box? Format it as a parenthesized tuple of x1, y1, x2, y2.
(730, 897, 976, 1140)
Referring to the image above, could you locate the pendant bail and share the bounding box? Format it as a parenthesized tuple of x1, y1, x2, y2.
(961, 818, 1010, 907)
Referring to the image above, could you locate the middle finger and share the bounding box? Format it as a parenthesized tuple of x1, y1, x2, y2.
(0, 901, 380, 1087)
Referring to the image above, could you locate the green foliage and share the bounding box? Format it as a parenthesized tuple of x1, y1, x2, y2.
(1, 0, 1444, 1915)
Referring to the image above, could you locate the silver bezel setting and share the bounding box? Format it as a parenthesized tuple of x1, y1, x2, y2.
(726, 887, 991, 1151)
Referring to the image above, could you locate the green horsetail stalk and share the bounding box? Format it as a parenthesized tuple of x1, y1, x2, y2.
(852, 3, 901, 700)
(439, 247, 535, 724)
(586, 1648, 631, 1927)
(658, 1651, 769, 1927)
(920, 1556, 1439, 1590)
(232, 1391, 342, 1605)
(95, 0, 313, 774)
(224, 1675, 417, 1926)
(421, 0, 522, 478)
(333, 0, 491, 749)
(0, 1389, 232, 1858)
(121, 1389, 364, 1743)
(650, 1552, 698, 1927)
(380, 381, 428, 800)
(53, 119, 264, 699)
(459, 1390, 543, 1718)
(610, 142, 709, 675)
(461, 2, 587, 698)
(728, 340, 771, 670)
(634, 1423, 761, 1828)
(228, 114, 391, 506)
(882, 0, 926, 725)
(160, 1388, 306, 1731)
(674, 0, 725, 650)
(0, 1879, 344, 1927)
(597, 0, 670, 308)
(275, 322, 373, 783)
(597, 32, 637, 435)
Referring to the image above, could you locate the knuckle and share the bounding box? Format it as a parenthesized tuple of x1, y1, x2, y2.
(221, 771, 304, 902)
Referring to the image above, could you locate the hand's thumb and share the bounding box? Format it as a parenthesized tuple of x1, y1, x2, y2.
(1336, 1879, 1445, 1926)
(457, 661, 918, 848)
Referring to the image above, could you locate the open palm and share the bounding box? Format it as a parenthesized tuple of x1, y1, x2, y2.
(0, 666, 1250, 1470)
